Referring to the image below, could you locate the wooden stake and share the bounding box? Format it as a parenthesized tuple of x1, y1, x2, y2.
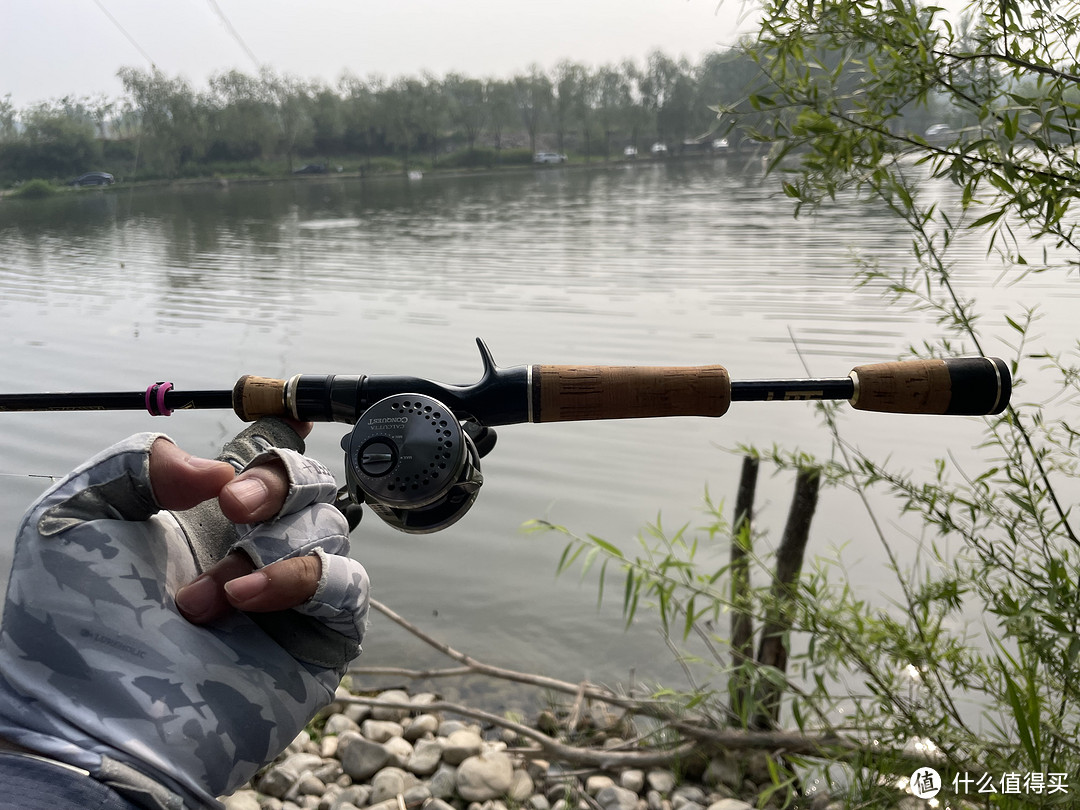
(729, 455, 759, 724)
(753, 466, 820, 729)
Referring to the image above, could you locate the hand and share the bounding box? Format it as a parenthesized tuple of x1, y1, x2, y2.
(0, 423, 370, 809)
(149, 430, 326, 622)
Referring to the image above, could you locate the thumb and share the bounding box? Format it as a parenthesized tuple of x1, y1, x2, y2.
(149, 438, 235, 510)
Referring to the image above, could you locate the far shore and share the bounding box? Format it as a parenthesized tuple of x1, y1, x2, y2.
(0, 149, 749, 200)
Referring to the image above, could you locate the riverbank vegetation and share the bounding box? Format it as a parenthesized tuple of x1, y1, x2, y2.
(0, 45, 951, 188)
(534, 1, 1080, 807)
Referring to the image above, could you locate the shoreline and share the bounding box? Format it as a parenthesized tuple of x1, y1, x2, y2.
(0, 151, 747, 200)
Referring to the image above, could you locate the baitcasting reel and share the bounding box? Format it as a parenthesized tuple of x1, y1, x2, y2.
(340, 393, 496, 533)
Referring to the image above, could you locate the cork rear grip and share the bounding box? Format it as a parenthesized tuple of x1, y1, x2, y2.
(232, 375, 289, 421)
(850, 357, 1010, 415)
(533, 364, 731, 422)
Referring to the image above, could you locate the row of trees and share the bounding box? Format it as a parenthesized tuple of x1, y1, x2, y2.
(1, 50, 767, 184)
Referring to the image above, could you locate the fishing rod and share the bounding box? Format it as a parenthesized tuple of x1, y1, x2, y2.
(0, 339, 1010, 533)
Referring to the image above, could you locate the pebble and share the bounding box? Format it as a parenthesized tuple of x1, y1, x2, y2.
(404, 713, 440, 741)
(221, 791, 261, 810)
(442, 728, 485, 765)
(407, 738, 444, 775)
(456, 752, 515, 801)
(370, 689, 413, 721)
(336, 731, 389, 780)
(596, 784, 640, 810)
(620, 770, 645, 793)
(647, 770, 677, 794)
(361, 719, 404, 742)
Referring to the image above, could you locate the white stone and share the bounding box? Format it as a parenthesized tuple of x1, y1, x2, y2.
(620, 770, 645, 794)
(586, 776, 616, 796)
(371, 689, 413, 721)
(222, 790, 261, 810)
(646, 771, 676, 795)
(404, 713, 440, 741)
(705, 801, 753, 810)
(297, 774, 325, 796)
(383, 735, 414, 769)
(362, 719, 405, 742)
(330, 785, 371, 809)
(320, 735, 339, 759)
(343, 703, 371, 724)
(509, 769, 535, 801)
(281, 753, 324, 774)
(324, 713, 362, 737)
(442, 729, 484, 765)
(456, 752, 515, 801)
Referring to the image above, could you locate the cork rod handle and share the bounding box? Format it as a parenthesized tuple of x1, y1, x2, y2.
(850, 357, 1010, 416)
(232, 375, 290, 421)
(533, 365, 731, 422)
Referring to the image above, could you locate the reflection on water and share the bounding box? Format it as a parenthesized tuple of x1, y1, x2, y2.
(2, 162, 917, 335)
(0, 159, 1073, 692)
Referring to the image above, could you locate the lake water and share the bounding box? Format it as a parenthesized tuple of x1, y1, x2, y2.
(1, 159, 1076, 706)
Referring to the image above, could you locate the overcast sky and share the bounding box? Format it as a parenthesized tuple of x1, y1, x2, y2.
(1, 0, 759, 108)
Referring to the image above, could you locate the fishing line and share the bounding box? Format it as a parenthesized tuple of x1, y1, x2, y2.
(205, 0, 261, 70)
(90, 0, 157, 69)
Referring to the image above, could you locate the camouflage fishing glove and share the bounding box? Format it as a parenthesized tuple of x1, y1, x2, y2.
(0, 422, 370, 809)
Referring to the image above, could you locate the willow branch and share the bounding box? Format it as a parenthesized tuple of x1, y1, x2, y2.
(340, 695, 948, 773)
(357, 598, 693, 725)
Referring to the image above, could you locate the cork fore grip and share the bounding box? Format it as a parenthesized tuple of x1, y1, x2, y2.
(850, 357, 1010, 415)
(232, 375, 289, 421)
(533, 364, 731, 422)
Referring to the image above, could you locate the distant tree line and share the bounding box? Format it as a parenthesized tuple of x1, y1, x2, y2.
(0, 50, 773, 184)
(0, 46, 952, 185)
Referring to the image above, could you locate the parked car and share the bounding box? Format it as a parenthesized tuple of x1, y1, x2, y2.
(69, 172, 114, 187)
(712, 138, 730, 151)
(925, 124, 953, 140)
(293, 163, 327, 175)
(650, 143, 668, 156)
(533, 152, 567, 164)
(623, 146, 638, 159)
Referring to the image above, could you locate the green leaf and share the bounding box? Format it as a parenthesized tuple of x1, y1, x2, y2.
(591, 536, 625, 558)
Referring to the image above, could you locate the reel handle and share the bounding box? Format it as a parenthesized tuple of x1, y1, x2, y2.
(532, 364, 732, 422)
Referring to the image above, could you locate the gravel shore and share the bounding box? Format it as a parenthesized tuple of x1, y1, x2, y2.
(220, 686, 772, 810)
(220, 684, 958, 810)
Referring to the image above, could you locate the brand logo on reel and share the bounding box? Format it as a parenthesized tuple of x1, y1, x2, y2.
(368, 416, 409, 426)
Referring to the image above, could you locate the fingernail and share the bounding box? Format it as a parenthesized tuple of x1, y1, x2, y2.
(225, 571, 269, 604)
(227, 477, 269, 512)
(175, 575, 218, 620)
(185, 455, 226, 471)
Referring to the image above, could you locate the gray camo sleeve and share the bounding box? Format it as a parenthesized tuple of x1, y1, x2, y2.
(0, 433, 371, 808)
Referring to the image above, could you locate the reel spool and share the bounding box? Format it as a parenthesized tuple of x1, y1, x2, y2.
(341, 393, 484, 533)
